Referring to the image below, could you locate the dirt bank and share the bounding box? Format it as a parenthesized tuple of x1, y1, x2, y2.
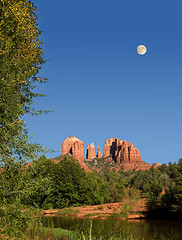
(43, 199, 148, 220)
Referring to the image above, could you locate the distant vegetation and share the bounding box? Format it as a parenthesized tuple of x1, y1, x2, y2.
(84, 156, 116, 173)
(1, 155, 182, 238)
(2, 155, 182, 214)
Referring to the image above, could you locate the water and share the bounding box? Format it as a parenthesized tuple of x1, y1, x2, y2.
(43, 215, 182, 240)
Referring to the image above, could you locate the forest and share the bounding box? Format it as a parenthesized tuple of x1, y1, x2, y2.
(1, 156, 182, 211)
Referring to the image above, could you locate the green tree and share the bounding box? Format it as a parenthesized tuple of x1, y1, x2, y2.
(50, 157, 88, 208)
(0, 0, 47, 238)
(104, 170, 127, 202)
(83, 172, 109, 205)
(20, 156, 54, 209)
(162, 159, 182, 215)
(0, 0, 46, 165)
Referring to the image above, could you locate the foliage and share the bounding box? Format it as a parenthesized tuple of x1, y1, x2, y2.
(0, 0, 49, 238)
(2, 155, 179, 220)
(98, 205, 103, 210)
(160, 159, 182, 216)
(84, 157, 116, 173)
(130, 166, 170, 197)
(1, 155, 182, 238)
(43, 227, 143, 240)
(120, 203, 133, 218)
(83, 171, 109, 205)
(0, 203, 42, 239)
(50, 157, 88, 208)
(103, 170, 128, 202)
(0, 0, 46, 165)
(20, 157, 111, 209)
(128, 159, 182, 218)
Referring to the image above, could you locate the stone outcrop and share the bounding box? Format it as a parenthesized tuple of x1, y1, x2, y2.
(61, 136, 151, 172)
(97, 147, 102, 158)
(104, 138, 124, 158)
(103, 138, 142, 164)
(86, 143, 96, 159)
(62, 136, 84, 161)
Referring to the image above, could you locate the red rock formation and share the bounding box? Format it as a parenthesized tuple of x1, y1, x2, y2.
(103, 138, 142, 164)
(62, 136, 84, 161)
(61, 136, 151, 172)
(97, 147, 102, 158)
(86, 143, 96, 159)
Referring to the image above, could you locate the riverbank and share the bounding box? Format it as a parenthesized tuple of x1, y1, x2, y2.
(43, 199, 147, 220)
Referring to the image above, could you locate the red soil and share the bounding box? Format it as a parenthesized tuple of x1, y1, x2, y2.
(43, 199, 147, 220)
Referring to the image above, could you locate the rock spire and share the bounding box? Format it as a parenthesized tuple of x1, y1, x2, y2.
(86, 143, 96, 159)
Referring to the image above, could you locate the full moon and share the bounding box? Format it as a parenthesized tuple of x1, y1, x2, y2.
(137, 45, 147, 55)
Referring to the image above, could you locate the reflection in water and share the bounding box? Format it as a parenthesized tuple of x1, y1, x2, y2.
(43, 216, 182, 240)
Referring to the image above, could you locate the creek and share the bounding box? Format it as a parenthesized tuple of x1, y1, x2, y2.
(43, 215, 182, 240)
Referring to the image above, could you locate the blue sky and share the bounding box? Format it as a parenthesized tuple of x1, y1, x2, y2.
(26, 0, 182, 164)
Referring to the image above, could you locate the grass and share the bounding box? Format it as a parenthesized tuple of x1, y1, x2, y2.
(44, 227, 177, 240)
(45, 227, 75, 239)
(98, 205, 103, 210)
(41, 227, 143, 240)
(109, 212, 121, 218)
(29, 227, 177, 240)
(120, 203, 133, 218)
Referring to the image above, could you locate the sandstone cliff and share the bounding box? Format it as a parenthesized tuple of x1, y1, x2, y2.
(104, 138, 142, 164)
(62, 136, 84, 161)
